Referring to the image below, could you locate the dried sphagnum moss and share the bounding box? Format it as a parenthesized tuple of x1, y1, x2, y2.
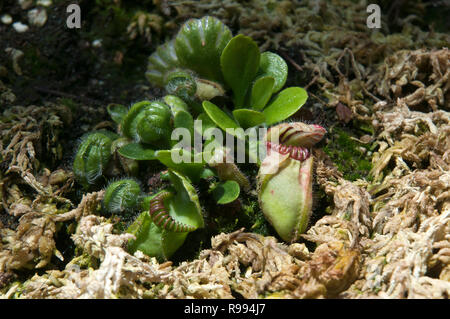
(375, 49, 449, 112)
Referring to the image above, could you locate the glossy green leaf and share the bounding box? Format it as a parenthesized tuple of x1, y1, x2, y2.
(172, 111, 195, 148)
(118, 142, 156, 160)
(155, 149, 205, 183)
(165, 95, 194, 145)
(196, 113, 217, 134)
(250, 76, 275, 111)
(196, 112, 220, 149)
(232, 109, 266, 129)
(173, 110, 194, 131)
(107, 103, 128, 124)
(212, 180, 240, 204)
(220, 34, 260, 108)
(257, 52, 288, 93)
(199, 167, 216, 179)
(202, 101, 239, 132)
(263, 87, 308, 125)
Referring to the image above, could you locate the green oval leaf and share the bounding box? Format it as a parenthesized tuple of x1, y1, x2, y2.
(202, 101, 239, 133)
(232, 109, 266, 129)
(118, 142, 156, 160)
(196, 113, 220, 148)
(174, 110, 194, 130)
(220, 34, 261, 108)
(196, 112, 218, 134)
(257, 52, 288, 93)
(155, 149, 205, 183)
(250, 76, 275, 111)
(212, 180, 240, 204)
(199, 167, 216, 179)
(172, 110, 195, 148)
(263, 87, 308, 125)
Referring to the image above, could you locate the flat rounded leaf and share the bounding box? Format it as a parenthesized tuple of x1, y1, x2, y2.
(232, 109, 266, 129)
(202, 101, 239, 132)
(257, 52, 288, 93)
(174, 110, 194, 133)
(199, 167, 216, 179)
(250, 76, 275, 111)
(212, 180, 240, 204)
(221, 34, 260, 107)
(263, 87, 308, 125)
(196, 113, 220, 148)
(107, 103, 128, 124)
(118, 142, 156, 160)
(155, 149, 205, 183)
(196, 112, 218, 134)
(172, 110, 195, 148)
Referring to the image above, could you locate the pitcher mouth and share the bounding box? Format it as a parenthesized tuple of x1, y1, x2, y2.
(266, 141, 311, 161)
(266, 123, 327, 149)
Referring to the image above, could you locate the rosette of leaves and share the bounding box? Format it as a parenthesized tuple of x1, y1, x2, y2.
(146, 16, 308, 130)
(107, 96, 242, 205)
(203, 37, 308, 131)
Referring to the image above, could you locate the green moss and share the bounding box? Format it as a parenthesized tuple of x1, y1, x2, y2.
(59, 98, 79, 113)
(246, 202, 273, 237)
(70, 252, 100, 269)
(323, 127, 373, 181)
